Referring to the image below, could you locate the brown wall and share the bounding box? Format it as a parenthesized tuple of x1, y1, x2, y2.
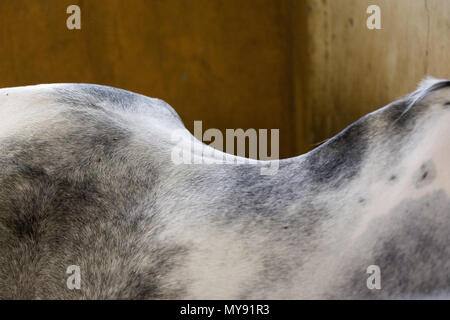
(0, 0, 449, 158)
(295, 0, 450, 152)
(0, 0, 295, 158)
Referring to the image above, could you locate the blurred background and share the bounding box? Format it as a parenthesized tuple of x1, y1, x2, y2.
(0, 0, 449, 158)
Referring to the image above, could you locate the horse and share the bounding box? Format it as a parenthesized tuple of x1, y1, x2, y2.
(0, 77, 449, 299)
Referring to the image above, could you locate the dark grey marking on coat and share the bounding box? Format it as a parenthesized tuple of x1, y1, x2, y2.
(54, 84, 137, 110)
(382, 80, 450, 131)
(54, 84, 184, 126)
(0, 100, 186, 299)
(405, 80, 450, 113)
(173, 161, 333, 296)
(414, 80, 450, 102)
(304, 116, 368, 188)
(382, 98, 424, 133)
(387, 174, 399, 185)
(414, 160, 437, 189)
(334, 190, 450, 299)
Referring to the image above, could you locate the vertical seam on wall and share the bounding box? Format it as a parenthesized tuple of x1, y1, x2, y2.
(424, 0, 431, 74)
(287, 0, 297, 156)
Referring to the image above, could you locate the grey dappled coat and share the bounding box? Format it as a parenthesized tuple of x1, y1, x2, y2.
(0, 77, 449, 299)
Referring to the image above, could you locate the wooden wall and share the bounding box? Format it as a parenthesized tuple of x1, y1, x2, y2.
(0, 0, 449, 157)
(295, 0, 450, 152)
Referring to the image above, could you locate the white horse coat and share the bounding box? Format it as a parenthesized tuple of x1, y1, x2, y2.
(0, 78, 449, 299)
